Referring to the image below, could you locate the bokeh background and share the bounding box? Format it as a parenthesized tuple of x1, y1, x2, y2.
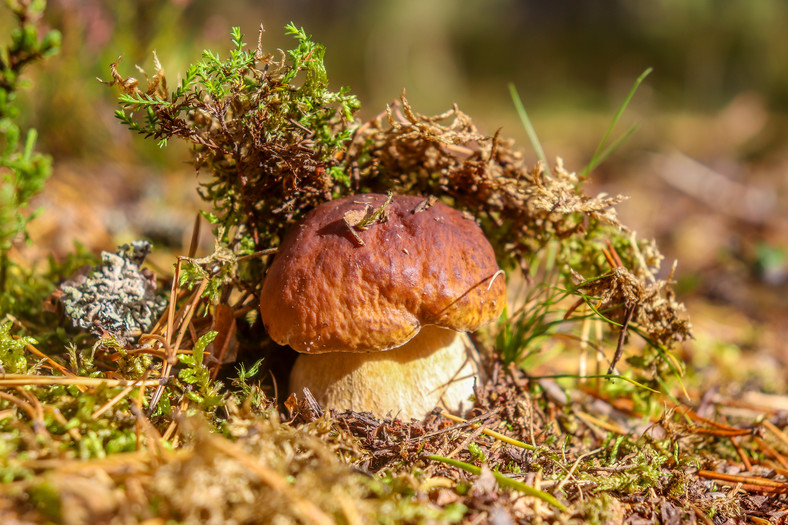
(6, 0, 788, 394)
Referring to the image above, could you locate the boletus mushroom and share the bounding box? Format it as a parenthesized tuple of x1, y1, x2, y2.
(260, 193, 505, 420)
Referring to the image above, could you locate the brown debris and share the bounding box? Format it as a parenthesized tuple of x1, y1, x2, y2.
(350, 96, 628, 271)
(572, 264, 692, 350)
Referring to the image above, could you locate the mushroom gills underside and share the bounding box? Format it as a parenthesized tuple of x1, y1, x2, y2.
(288, 325, 484, 420)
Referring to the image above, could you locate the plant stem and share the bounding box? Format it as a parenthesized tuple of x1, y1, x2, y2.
(427, 455, 568, 512)
(0, 251, 7, 294)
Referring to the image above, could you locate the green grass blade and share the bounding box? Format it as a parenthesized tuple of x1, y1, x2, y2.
(508, 83, 548, 169)
(582, 67, 652, 177)
(528, 373, 661, 394)
(581, 295, 623, 327)
(427, 455, 568, 512)
(584, 123, 639, 174)
(23, 129, 38, 161)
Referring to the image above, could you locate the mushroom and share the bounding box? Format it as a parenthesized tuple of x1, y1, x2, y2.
(260, 193, 506, 420)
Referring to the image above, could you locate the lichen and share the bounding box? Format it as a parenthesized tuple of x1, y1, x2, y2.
(59, 240, 165, 339)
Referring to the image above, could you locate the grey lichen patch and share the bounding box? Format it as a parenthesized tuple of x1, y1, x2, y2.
(60, 241, 166, 339)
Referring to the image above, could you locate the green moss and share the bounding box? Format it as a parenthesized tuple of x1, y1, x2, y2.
(29, 480, 63, 523)
(0, 321, 36, 374)
(577, 493, 624, 525)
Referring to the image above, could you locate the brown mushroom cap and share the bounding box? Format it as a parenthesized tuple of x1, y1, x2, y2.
(260, 193, 506, 354)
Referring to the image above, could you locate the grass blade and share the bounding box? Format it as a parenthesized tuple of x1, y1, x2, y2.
(508, 83, 548, 169)
(528, 373, 661, 394)
(441, 411, 536, 451)
(582, 67, 652, 177)
(584, 123, 639, 174)
(427, 455, 568, 512)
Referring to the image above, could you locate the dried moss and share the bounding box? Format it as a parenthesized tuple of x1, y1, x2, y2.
(350, 100, 626, 270)
(11, 405, 467, 525)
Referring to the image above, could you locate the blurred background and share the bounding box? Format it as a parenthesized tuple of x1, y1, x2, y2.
(5, 0, 787, 393)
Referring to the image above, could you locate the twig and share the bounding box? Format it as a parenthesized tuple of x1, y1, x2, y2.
(0, 374, 163, 387)
(409, 409, 501, 443)
(605, 239, 624, 268)
(576, 410, 628, 435)
(607, 303, 635, 374)
(445, 423, 485, 460)
(0, 391, 37, 422)
(696, 470, 788, 493)
(754, 436, 788, 470)
(730, 436, 752, 471)
(693, 427, 751, 438)
(43, 405, 81, 442)
(14, 337, 85, 391)
(762, 419, 788, 450)
(149, 276, 208, 413)
(187, 213, 201, 258)
(555, 447, 604, 494)
(236, 247, 278, 262)
(91, 384, 135, 419)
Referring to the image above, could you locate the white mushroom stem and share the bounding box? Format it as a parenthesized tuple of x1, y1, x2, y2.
(288, 326, 484, 420)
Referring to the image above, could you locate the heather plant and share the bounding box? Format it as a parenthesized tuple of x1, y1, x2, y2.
(106, 24, 360, 256)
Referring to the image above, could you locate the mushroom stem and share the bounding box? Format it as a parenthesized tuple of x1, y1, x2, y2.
(288, 326, 483, 420)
